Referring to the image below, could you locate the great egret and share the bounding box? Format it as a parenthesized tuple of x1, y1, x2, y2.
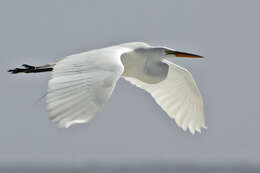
(9, 42, 206, 134)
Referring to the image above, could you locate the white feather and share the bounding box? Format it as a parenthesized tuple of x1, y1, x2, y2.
(123, 59, 206, 134)
(47, 47, 127, 128)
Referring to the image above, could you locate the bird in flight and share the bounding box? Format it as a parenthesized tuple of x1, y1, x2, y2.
(9, 42, 206, 134)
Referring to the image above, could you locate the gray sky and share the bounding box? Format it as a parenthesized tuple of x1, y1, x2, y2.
(0, 0, 260, 163)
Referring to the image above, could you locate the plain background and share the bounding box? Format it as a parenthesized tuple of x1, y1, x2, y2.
(0, 0, 259, 163)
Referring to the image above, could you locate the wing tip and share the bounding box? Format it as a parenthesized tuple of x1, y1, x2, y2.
(49, 113, 94, 129)
(177, 122, 207, 135)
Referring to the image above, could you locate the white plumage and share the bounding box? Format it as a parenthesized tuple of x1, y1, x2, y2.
(45, 42, 206, 134)
(47, 47, 128, 128)
(123, 59, 205, 134)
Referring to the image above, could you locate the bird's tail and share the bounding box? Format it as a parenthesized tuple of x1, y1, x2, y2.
(8, 64, 55, 74)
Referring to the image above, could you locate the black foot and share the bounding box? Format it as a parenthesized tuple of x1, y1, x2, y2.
(8, 64, 36, 74)
(22, 64, 36, 69)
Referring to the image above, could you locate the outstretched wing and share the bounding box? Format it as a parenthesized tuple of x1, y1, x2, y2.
(124, 59, 206, 134)
(47, 49, 124, 128)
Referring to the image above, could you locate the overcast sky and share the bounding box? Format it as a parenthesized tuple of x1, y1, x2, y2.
(0, 0, 260, 163)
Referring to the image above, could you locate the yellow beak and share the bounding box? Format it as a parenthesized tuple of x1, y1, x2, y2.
(165, 50, 203, 58)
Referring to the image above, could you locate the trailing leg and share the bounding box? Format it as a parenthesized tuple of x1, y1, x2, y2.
(8, 64, 55, 74)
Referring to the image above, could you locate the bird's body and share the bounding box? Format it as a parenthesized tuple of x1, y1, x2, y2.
(121, 42, 169, 83)
(9, 42, 206, 134)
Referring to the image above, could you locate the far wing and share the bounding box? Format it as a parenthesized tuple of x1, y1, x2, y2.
(124, 59, 206, 134)
(47, 50, 124, 128)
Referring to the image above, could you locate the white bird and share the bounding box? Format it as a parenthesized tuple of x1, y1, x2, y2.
(9, 42, 206, 134)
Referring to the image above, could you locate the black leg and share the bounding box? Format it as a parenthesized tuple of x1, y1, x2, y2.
(8, 64, 53, 74)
